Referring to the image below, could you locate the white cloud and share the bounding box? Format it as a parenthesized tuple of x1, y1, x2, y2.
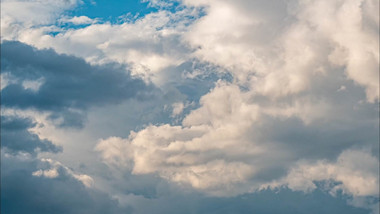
(60, 16, 96, 25)
(182, 0, 379, 101)
(2, 0, 377, 100)
(98, 80, 363, 196)
(95, 137, 132, 169)
(9, 9, 198, 86)
(32, 168, 59, 178)
(22, 78, 45, 92)
(264, 149, 379, 213)
(1, 73, 18, 90)
(1, 0, 79, 40)
(96, 72, 378, 198)
(273, 150, 379, 196)
(171, 102, 185, 117)
(96, 82, 265, 196)
(32, 158, 94, 188)
(294, 0, 379, 102)
(170, 101, 193, 118)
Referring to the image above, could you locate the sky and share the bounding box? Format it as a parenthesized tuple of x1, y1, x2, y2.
(0, 0, 379, 213)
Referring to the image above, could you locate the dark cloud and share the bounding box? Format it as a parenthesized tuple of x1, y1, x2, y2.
(1, 41, 150, 128)
(1, 154, 132, 214)
(1, 115, 62, 155)
(92, 168, 371, 214)
(127, 186, 369, 214)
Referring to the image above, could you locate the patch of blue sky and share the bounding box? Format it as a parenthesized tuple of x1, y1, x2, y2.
(48, 0, 155, 32)
(61, 0, 204, 25)
(69, 0, 155, 22)
(59, 0, 191, 26)
(46, 0, 206, 36)
(45, 1, 155, 35)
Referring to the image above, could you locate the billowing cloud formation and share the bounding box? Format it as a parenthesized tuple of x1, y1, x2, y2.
(266, 149, 379, 213)
(97, 81, 378, 195)
(94, 0, 379, 212)
(184, 0, 379, 101)
(1, 41, 149, 127)
(1, 0, 379, 213)
(278, 150, 379, 197)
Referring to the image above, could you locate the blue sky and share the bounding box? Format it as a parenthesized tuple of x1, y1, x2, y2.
(1, 0, 379, 213)
(67, 0, 156, 21)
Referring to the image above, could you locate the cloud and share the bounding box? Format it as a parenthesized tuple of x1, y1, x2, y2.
(1, 41, 150, 127)
(1, 115, 62, 155)
(1, 0, 79, 40)
(32, 158, 95, 188)
(1, 0, 378, 213)
(293, 0, 379, 102)
(96, 83, 260, 196)
(2, 0, 378, 101)
(288, 150, 379, 197)
(127, 187, 369, 214)
(60, 16, 96, 25)
(5, 149, 369, 214)
(96, 73, 378, 212)
(265, 149, 379, 213)
(182, 0, 379, 101)
(1, 151, 131, 214)
(170, 101, 192, 118)
(4, 5, 204, 87)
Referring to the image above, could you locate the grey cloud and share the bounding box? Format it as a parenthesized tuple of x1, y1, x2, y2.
(90, 166, 371, 214)
(1, 41, 150, 128)
(1, 153, 131, 214)
(128, 186, 369, 214)
(250, 66, 379, 160)
(1, 115, 62, 155)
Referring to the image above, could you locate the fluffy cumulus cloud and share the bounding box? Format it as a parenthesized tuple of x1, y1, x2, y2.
(1, 0, 379, 213)
(182, 0, 379, 101)
(97, 82, 261, 195)
(280, 150, 379, 197)
(97, 80, 378, 197)
(265, 149, 380, 213)
(94, 0, 379, 212)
